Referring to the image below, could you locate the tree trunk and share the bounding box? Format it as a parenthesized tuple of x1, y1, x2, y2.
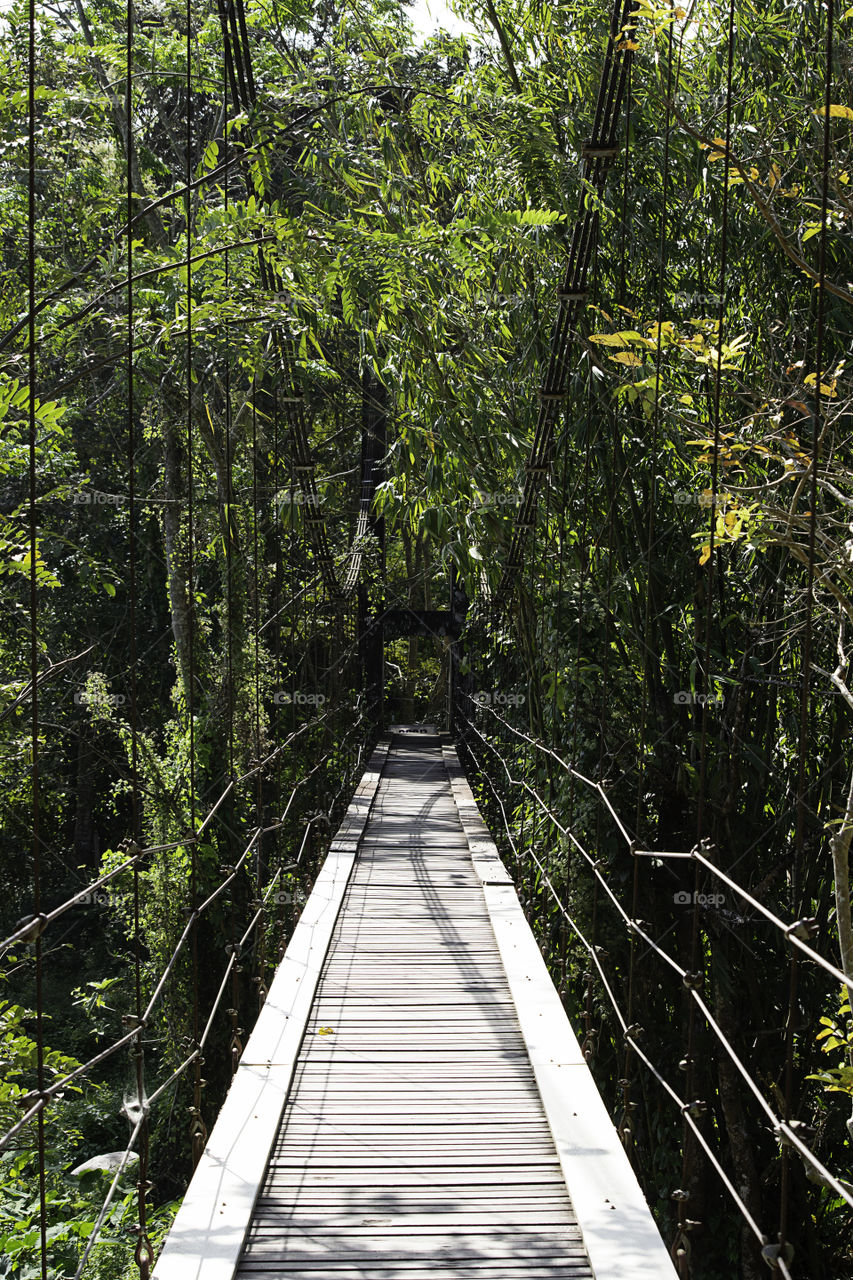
(162, 415, 193, 702)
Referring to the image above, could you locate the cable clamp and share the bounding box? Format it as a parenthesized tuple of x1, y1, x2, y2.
(775, 1120, 814, 1148)
(784, 1119, 815, 1143)
(786, 917, 818, 941)
(17, 1087, 48, 1107)
(14, 913, 47, 943)
(761, 1240, 794, 1270)
(682, 970, 704, 990)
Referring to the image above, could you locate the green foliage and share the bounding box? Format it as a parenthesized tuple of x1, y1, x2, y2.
(809, 996, 853, 1098)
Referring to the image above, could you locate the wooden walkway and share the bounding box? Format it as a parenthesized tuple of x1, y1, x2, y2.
(154, 730, 677, 1280)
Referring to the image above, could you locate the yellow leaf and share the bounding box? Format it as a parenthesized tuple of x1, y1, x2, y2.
(814, 103, 853, 119)
(803, 372, 838, 397)
(647, 320, 676, 339)
(767, 162, 782, 191)
(591, 333, 630, 347)
(610, 351, 644, 365)
(317, 1026, 335, 1035)
(699, 545, 712, 565)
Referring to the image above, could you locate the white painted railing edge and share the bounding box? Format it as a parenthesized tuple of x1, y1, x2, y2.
(444, 742, 679, 1280)
(151, 736, 391, 1280)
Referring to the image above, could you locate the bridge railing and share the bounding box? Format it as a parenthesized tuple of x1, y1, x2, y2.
(455, 688, 853, 1277)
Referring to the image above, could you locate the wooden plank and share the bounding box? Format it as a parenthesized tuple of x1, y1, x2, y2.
(271, 1160, 565, 1171)
(264, 1175, 572, 1189)
(240, 1239, 586, 1261)
(235, 1264, 593, 1276)
(252, 1201, 576, 1213)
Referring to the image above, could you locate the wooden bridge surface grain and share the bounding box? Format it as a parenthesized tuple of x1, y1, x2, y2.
(154, 729, 678, 1280)
(234, 732, 593, 1278)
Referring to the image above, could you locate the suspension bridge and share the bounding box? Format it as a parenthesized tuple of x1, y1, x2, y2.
(4, 0, 853, 1274)
(152, 728, 676, 1279)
